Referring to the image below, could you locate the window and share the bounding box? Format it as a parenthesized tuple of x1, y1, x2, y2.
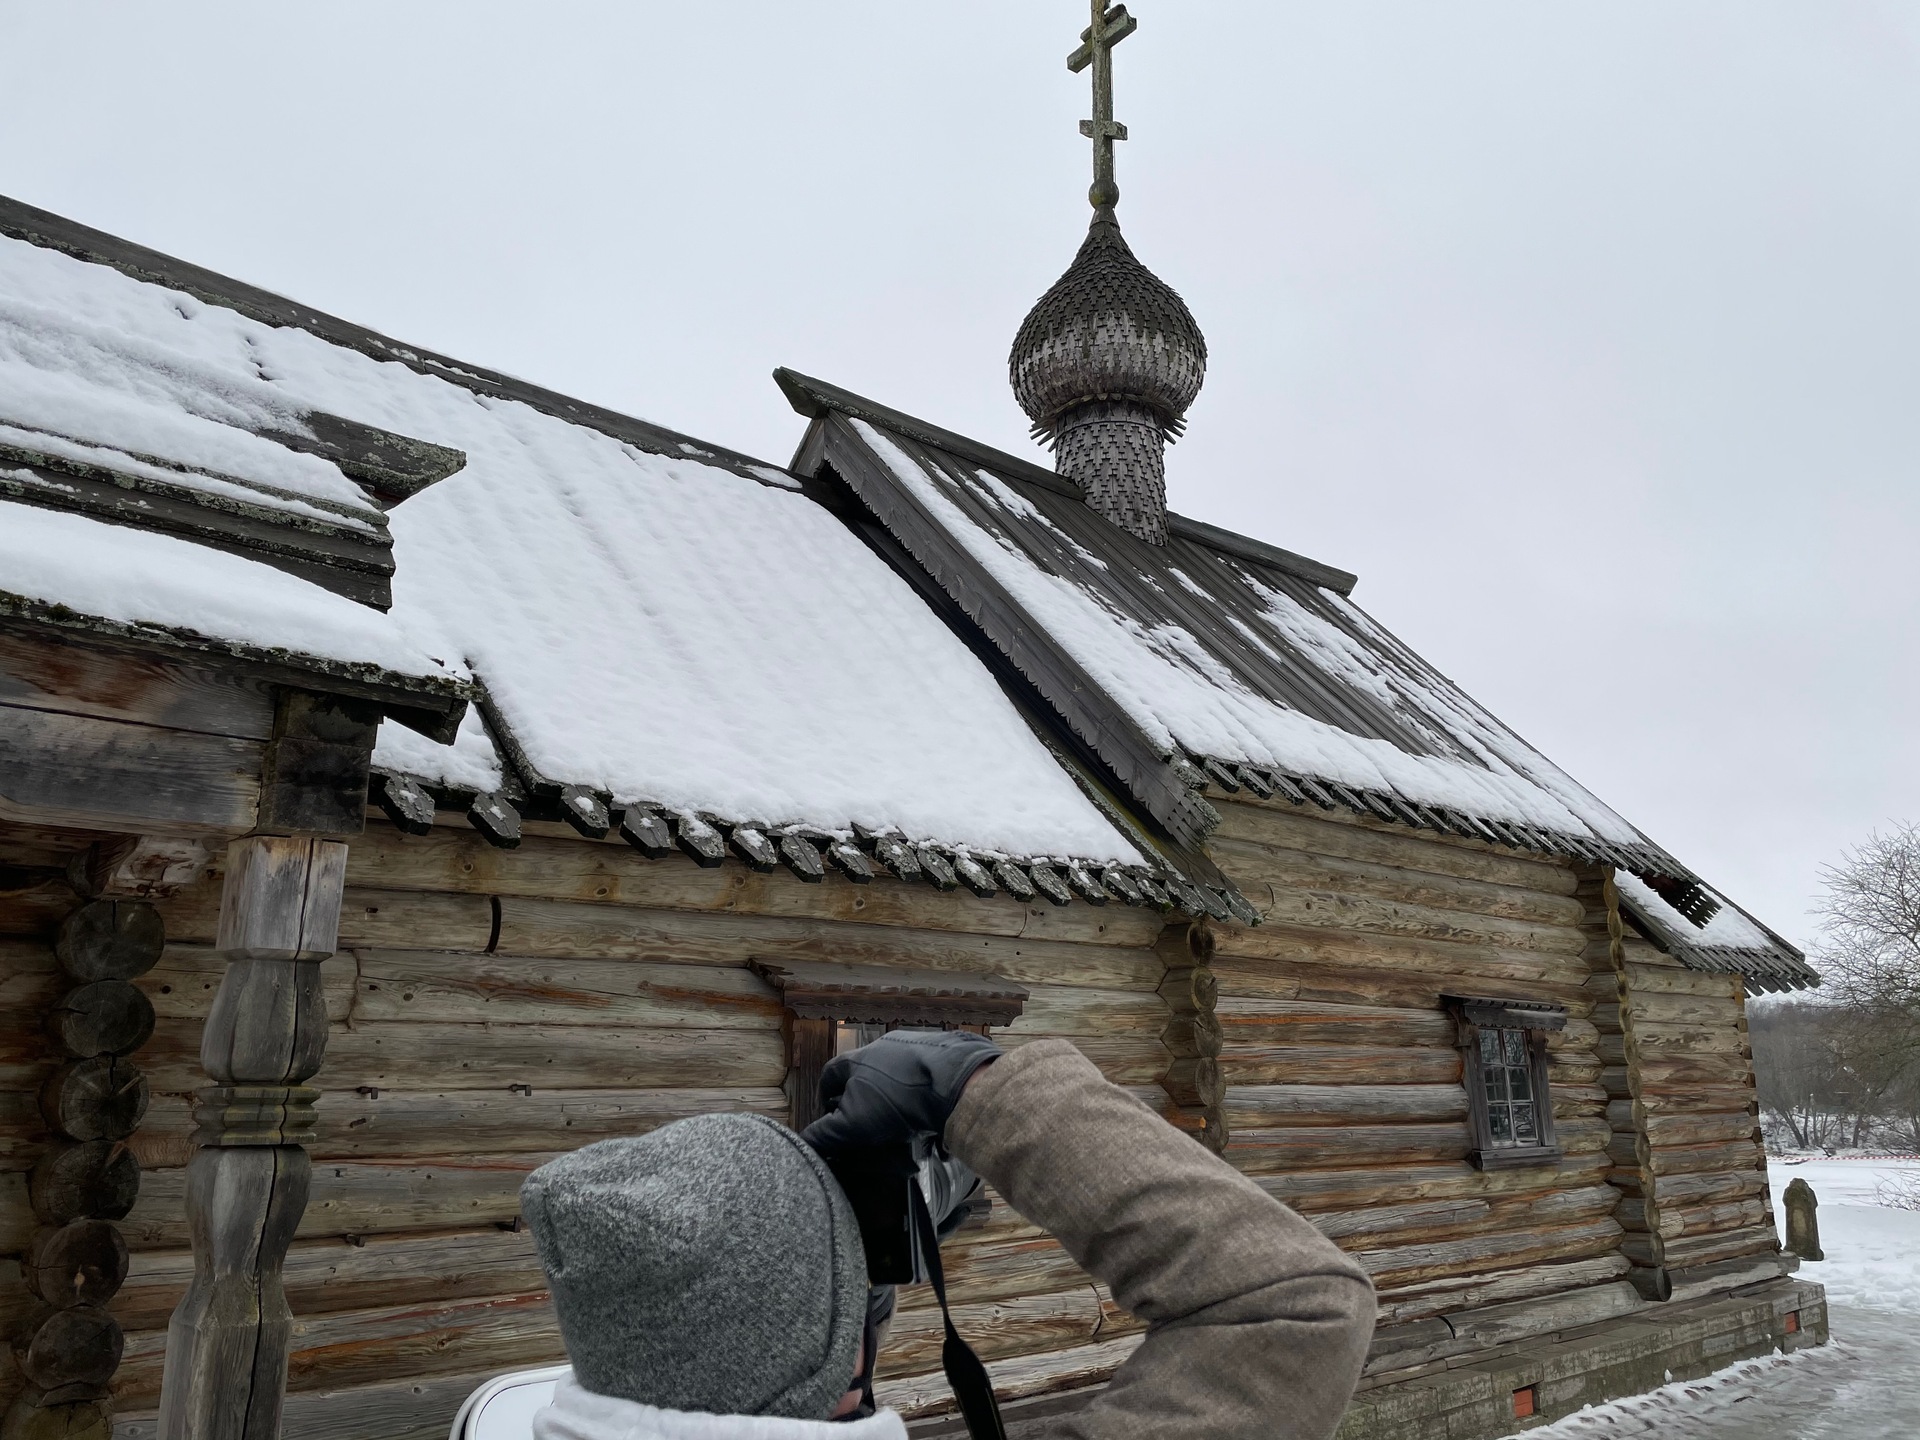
(751, 959, 1028, 1129)
(1444, 996, 1567, 1170)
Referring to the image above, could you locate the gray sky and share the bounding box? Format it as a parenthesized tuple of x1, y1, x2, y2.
(4, 2, 1915, 950)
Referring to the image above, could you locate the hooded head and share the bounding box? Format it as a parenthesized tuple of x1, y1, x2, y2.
(521, 1112, 868, 1420)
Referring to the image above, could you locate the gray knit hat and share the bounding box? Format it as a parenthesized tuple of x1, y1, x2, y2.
(521, 1113, 868, 1419)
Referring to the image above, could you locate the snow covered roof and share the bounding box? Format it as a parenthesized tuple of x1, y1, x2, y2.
(781, 371, 1815, 985)
(1613, 872, 1818, 994)
(0, 195, 1190, 911)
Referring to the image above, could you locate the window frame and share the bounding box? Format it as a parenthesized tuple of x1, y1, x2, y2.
(751, 958, 1028, 1130)
(1443, 995, 1568, 1171)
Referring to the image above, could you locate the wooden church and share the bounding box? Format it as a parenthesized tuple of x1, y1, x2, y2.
(0, 13, 1822, 1440)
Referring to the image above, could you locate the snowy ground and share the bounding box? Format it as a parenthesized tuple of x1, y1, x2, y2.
(1531, 1157, 1920, 1437)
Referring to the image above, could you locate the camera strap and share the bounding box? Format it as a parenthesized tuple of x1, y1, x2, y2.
(910, 1179, 1008, 1440)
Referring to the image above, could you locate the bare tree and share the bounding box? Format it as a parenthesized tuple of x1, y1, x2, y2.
(1818, 822, 1920, 1031)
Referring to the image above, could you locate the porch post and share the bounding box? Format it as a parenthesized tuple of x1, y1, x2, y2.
(155, 834, 346, 1440)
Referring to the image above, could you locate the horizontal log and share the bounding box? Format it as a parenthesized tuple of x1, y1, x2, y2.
(1620, 1222, 1781, 1271)
(1209, 953, 1593, 1014)
(1308, 1197, 1490, 1244)
(489, 896, 1164, 993)
(879, 1287, 1103, 1377)
(0, 703, 260, 838)
(1207, 798, 1578, 895)
(1209, 836, 1585, 928)
(131, 1086, 791, 1168)
(1232, 887, 1585, 958)
(1620, 966, 1742, 999)
(350, 952, 782, 1030)
(1545, 1019, 1602, 1054)
(132, 945, 356, 1024)
(1364, 1280, 1643, 1374)
(1646, 1138, 1765, 1178)
(996, 1033, 1168, 1086)
(1641, 1169, 1766, 1210)
(112, 1228, 546, 1331)
(1657, 1224, 1780, 1269)
(1224, 1084, 1466, 1128)
(340, 826, 1163, 950)
(122, 1153, 554, 1249)
(1221, 1046, 1461, 1087)
(0, 630, 276, 741)
(1551, 1085, 1609, 1120)
(1373, 1254, 1632, 1327)
(153, 883, 496, 953)
(1607, 1086, 1755, 1118)
(1257, 1151, 1609, 1214)
(1001, 987, 1169, 1037)
(1618, 936, 1677, 967)
(1215, 998, 1454, 1049)
(1642, 1112, 1760, 1149)
(1232, 1123, 1472, 1171)
(1598, 991, 1741, 1028)
(1625, 1021, 1750, 1056)
(1628, 1054, 1756, 1091)
(1313, 1184, 1616, 1252)
(1655, 1197, 1769, 1240)
(1546, 1057, 1605, 1088)
(1357, 1215, 1624, 1289)
(138, 1017, 787, 1094)
(876, 1334, 1144, 1419)
(106, 1369, 502, 1440)
(115, 1289, 564, 1408)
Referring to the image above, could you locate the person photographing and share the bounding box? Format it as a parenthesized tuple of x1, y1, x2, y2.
(519, 1031, 1375, 1440)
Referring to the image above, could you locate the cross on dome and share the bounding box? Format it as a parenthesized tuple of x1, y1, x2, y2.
(1069, 3, 1138, 213)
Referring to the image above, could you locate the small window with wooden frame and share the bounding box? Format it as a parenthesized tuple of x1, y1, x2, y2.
(750, 959, 1028, 1130)
(1444, 996, 1568, 1170)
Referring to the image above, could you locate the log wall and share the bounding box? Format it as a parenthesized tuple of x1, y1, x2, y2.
(1203, 794, 1629, 1336)
(1585, 874, 1780, 1297)
(3, 816, 1172, 1436)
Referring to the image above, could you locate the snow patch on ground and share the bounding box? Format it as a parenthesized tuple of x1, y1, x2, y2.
(1525, 1158, 1920, 1437)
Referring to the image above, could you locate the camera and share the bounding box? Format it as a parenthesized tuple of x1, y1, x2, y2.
(826, 1137, 986, 1285)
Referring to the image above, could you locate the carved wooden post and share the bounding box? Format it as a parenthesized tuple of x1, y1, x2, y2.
(1783, 1177, 1823, 1262)
(156, 835, 346, 1440)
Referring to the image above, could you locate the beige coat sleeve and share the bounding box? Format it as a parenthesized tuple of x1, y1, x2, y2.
(944, 1039, 1375, 1440)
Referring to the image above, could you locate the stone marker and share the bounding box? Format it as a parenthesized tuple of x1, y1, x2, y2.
(1783, 1176, 1823, 1261)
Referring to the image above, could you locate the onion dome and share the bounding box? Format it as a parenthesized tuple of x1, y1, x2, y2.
(1009, 207, 1208, 444)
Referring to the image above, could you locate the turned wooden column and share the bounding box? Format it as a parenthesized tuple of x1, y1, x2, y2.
(156, 835, 346, 1440)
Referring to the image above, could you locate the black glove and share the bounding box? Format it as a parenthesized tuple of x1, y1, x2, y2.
(801, 1029, 1001, 1158)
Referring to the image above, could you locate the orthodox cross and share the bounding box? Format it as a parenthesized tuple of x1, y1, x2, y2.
(1068, 1, 1138, 212)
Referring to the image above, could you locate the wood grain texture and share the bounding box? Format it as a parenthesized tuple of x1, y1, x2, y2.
(340, 826, 1162, 949)
(1210, 835, 1585, 928)
(0, 631, 274, 743)
(349, 952, 782, 1030)
(0, 705, 260, 837)
(487, 896, 1164, 993)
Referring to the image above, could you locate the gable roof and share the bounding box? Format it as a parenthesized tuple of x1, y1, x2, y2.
(780, 370, 1817, 989)
(1612, 872, 1817, 994)
(0, 195, 1205, 913)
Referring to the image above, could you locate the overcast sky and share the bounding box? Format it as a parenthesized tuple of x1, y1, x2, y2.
(4, 2, 1915, 952)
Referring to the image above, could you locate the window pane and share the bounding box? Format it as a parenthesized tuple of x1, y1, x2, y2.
(1503, 1029, 1528, 1066)
(1489, 1105, 1514, 1143)
(1483, 1062, 1507, 1104)
(1512, 1103, 1538, 1144)
(1508, 1063, 1532, 1101)
(1480, 1030, 1500, 1066)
